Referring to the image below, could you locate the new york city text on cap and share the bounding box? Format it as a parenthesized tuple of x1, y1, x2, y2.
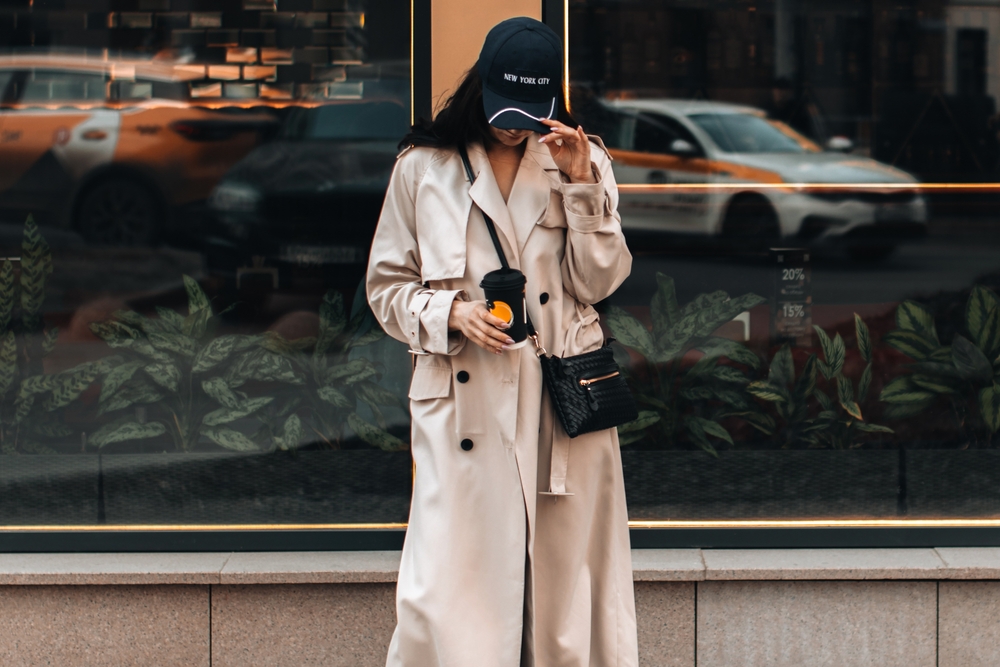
(477, 17, 562, 134)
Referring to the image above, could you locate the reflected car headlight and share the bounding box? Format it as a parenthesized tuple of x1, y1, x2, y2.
(209, 181, 261, 213)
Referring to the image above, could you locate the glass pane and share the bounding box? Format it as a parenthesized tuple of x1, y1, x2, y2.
(0, 0, 412, 529)
(569, 0, 1000, 523)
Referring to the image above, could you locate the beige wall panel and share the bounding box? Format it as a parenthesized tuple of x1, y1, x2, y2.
(431, 0, 542, 113)
(635, 582, 695, 667)
(0, 584, 209, 667)
(939, 581, 1000, 667)
(697, 580, 937, 667)
(212, 583, 396, 667)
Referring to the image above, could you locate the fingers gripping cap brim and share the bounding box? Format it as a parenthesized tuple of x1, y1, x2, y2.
(483, 86, 556, 133)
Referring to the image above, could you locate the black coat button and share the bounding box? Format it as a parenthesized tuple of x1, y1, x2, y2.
(461, 439, 474, 451)
(539, 292, 549, 304)
(457, 371, 470, 383)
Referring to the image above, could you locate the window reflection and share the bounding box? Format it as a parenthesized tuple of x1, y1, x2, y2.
(0, 0, 412, 527)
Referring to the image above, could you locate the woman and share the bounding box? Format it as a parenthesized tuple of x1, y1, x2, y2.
(367, 17, 638, 667)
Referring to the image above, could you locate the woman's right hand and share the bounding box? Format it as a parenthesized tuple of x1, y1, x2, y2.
(448, 299, 514, 355)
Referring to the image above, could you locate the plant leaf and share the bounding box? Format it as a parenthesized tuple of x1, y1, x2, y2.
(89, 420, 166, 448)
(0, 331, 15, 396)
(952, 334, 993, 384)
(746, 381, 789, 403)
(854, 422, 895, 434)
(155, 306, 185, 333)
(97, 378, 164, 415)
(618, 410, 660, 433)
(697, 337, 760, 369)
(724, 410, 776, 435)
(0, 259, 14, 332)
(348, 412, 406, 451)
(201, 377, 242, 409)
(202, 396, 274, 426)
(858, 363, 873, 402)
(896, 300, 938, 342)
(604, 306, 655, 359)
(192, 334, 259, 373)
(879, 376, 937, 404)
(356, 381, 403, 408)
(980, 385, 1000, 433)
(144, 363, 181, 393)
(318, 385, 354, 408)
(884, 331, 938, 361)
(855, 313, 873, 363)
(884, 400, 935, 420)
(768, 344, 794, 387)
(147, 332, 197, 357)
(829, 333, 846, 377)
(183, 275, 212, 316)
(683, 417, 719, 456)
(814, 388, 834, 411)
(793, 354, 818, 403)
(274, 413, 302, 450)
(712, 366, 749, 385)
(43, 365, 101, 410)
(911, 374, 959, 395)
(836, 375, 862, 420)
(99, 361, 143, 403)
(41, 327, 59, 355)
(968, 286, 1000, 360)
(202, 426, 259, 452)
(650, 273, 680, 341)
(316, 290, 348, 355)
(20, 215, 51, 321)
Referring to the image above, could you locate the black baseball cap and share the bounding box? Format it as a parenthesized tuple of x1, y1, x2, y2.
(477, 17, 562, 133)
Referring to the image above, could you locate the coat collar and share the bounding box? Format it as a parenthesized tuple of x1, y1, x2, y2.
(467, 138, 560, 257)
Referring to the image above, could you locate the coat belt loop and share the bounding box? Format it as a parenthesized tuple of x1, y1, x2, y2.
(540, 427, 574, 497)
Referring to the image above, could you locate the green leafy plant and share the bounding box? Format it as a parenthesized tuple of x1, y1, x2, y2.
(606, 272, 766, 454)
(880, 290, 1000, 446)
(89, 275, 305, 452)
(0, 216, 112, 453)
(261, 288, 407, 451)
(746, 315, 893, 449)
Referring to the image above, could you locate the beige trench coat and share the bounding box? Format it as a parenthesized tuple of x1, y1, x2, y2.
(366, 134, 638, 667)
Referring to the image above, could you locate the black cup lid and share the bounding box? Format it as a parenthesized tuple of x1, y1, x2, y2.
(480, 268, 526, 291)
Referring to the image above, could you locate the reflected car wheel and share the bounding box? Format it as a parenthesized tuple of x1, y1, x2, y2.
(722, 196, 780, 252)
(76, 179, 160, 247)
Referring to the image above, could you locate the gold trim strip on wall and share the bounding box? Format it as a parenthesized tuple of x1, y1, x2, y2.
(617, 182, 1000, 193)
(1, 519, 1000, 531)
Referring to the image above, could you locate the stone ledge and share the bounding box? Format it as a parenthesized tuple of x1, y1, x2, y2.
(1, 548, 1000, 585)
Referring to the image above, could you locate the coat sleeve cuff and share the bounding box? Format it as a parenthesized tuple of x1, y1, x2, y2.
(418, 289, 467, 355)
(559, 163, 609, 233)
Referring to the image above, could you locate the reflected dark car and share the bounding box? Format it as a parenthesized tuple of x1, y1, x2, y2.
(0, 53, 277, 246)
(207, 100, 408, 273)
(593, 99, 928, 260)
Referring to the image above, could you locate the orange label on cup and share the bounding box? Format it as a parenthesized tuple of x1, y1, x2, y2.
(490, 300, 514, 324)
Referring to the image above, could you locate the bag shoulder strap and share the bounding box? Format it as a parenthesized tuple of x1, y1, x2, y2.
(457, 145, 509, 271)
(457, 144, 540, 343)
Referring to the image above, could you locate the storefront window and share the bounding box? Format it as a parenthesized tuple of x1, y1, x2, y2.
(569, 0, 1000, 526)
(0, 0, 413, 532)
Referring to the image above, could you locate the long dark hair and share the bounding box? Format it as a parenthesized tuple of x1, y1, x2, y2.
(399, 67, 578, 150)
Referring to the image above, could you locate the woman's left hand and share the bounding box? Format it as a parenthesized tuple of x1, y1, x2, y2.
(538, 119, 596, 184)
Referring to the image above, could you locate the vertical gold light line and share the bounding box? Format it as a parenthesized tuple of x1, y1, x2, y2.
(563, 0, 570, 112)
(409, 0, 415, 126)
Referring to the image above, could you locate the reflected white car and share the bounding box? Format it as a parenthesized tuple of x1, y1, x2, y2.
(601, 99, 928, 259)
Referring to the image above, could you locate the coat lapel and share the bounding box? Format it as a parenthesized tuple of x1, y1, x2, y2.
(467, 145, 520, 265)
(507, 137, 561, 254)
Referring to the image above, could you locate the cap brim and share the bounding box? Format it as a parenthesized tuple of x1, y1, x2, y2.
(483, 86, 556, 133)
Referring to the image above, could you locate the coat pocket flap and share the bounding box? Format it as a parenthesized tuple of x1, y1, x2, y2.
(408, 367, 452, 401)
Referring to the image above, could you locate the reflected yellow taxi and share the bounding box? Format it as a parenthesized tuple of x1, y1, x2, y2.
(600, 99, 928, 260)
(0, 53, 277, 245)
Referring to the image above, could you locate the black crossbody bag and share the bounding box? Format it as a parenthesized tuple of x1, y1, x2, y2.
(458, 145, 637, 438)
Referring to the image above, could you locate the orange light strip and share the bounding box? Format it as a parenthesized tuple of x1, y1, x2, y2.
(0, 519, 999, 531)
(563, 0, 570, 113)
(618, 182, 1000, 193)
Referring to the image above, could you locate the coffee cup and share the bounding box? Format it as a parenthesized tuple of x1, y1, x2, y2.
(480, 268, 528, 349)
